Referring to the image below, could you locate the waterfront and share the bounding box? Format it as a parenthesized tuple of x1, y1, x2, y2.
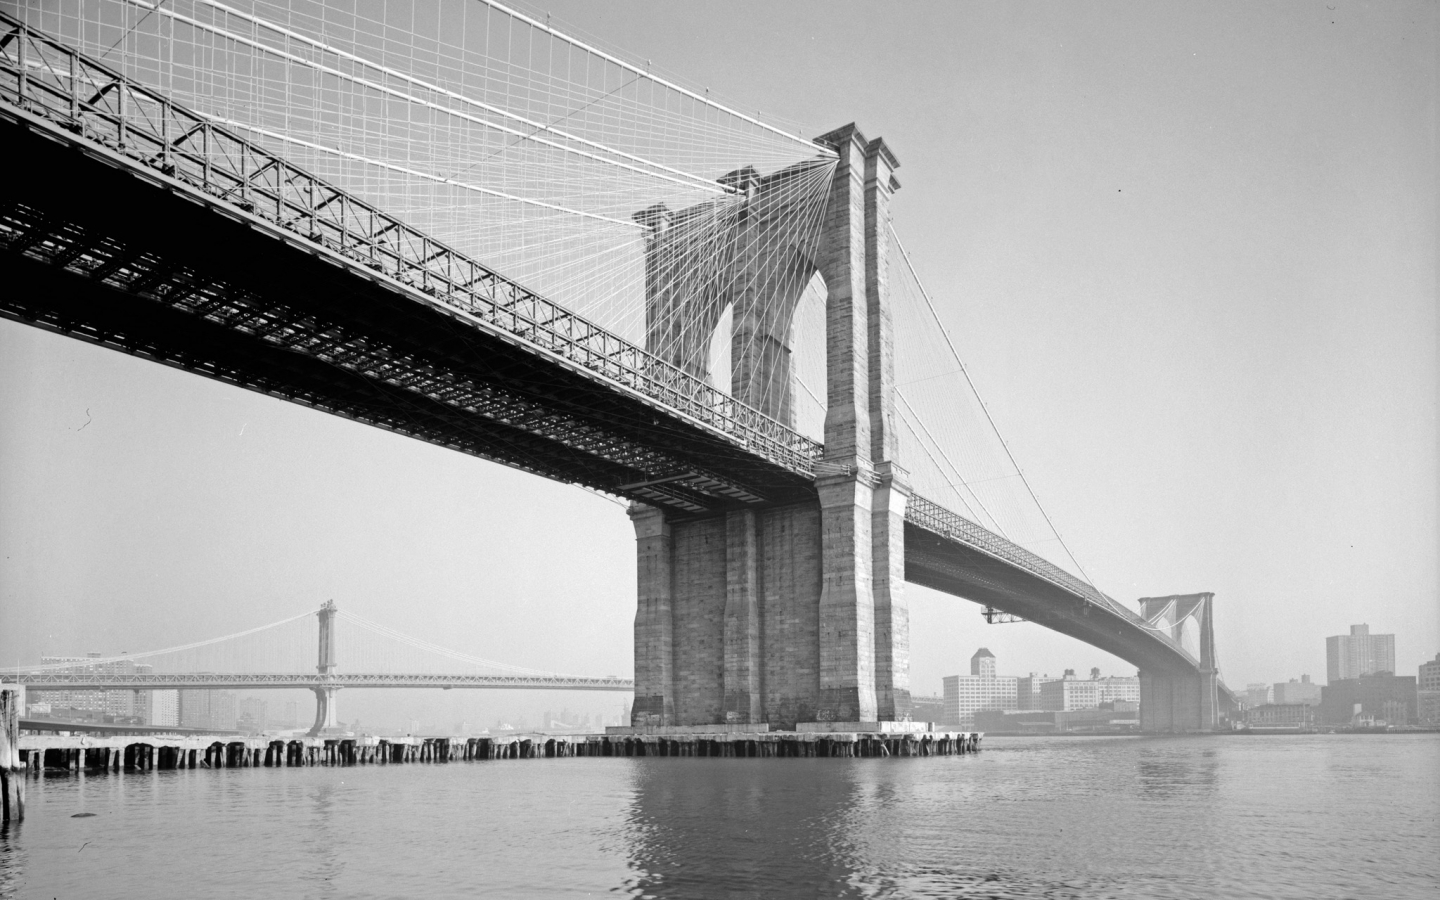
(1, 733, 1435, 899)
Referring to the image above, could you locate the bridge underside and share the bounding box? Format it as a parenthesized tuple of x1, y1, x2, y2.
(907, 525, 1230, 731)
(905, 522, 1200, 677)
(0, 116, 814, 515)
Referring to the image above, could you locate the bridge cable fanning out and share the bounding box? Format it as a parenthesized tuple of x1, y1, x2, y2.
(29, 0, 840, 445)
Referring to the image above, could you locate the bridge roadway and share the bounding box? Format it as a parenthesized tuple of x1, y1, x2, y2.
(16, 673, 635, 691)
(0, 16, 1231, 698)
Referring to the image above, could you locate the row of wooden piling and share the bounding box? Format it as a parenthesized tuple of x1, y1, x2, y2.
(21, 730, 981, 773)
(23, 737, 460, 773)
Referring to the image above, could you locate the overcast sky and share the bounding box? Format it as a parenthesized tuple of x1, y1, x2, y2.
(1, 0, 1434, 727)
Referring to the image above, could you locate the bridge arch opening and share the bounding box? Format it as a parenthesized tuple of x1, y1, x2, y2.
(788, 270, 828, 442)
(705, 301, 734, 396)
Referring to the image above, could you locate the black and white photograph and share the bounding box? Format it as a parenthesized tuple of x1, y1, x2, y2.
(0, 1, 1435, 897)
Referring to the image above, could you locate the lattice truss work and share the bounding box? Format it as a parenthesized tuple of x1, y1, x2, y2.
(10, 0, 837, 438)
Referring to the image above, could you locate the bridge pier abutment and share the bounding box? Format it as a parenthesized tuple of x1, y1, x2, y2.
(630, 125, 912, 731)
(1137, 593, 1221, 732)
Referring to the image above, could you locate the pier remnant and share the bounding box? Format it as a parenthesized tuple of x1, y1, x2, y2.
(2, 687, 22, 823)
(17, 728, 980, 769)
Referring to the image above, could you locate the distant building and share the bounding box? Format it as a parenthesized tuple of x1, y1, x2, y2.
(1320, 674, 1417, 726)
(268, 700, 301, 731)
(1040, 672, 1099, 711)
(1245, 704, 1316, 728)
(1244, 683, 1272, 707)
(1417, 654, 1440, 725)
(1326, 624, 1396, 682)
(942, 648, 1019, 728)
(972, 649, 996, 679)
(134, 690, 179, 726)
(238, 697, 268, 734)
(1273, 675, 1321, 706)
(38, 653, 154, 721)
(910, 695, 945, 725)
(976, 702, 1140, 734)
(180, 690, 238, 731)
(1015, 673, 1058, 710)
(1094, 674, 1140, 705)
(975, 709, 1055, 733)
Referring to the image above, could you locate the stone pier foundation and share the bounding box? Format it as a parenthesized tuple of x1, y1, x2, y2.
(630, 125, 911, 730)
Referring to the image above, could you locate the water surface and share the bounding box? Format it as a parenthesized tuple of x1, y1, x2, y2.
(2, 734, 1435, 899)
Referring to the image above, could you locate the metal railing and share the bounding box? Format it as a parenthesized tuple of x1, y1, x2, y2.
(907, 495, 1138, 621)
(0, 11, 824, 477)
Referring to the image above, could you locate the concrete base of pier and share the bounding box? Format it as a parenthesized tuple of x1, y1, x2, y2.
(605, 723, 772, 736)
(797, 721, 933, 734)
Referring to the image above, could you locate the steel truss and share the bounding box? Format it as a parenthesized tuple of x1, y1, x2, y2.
(0, 11, 819, 513)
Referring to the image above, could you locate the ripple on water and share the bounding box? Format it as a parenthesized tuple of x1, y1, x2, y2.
(1, 734, 1436, 899)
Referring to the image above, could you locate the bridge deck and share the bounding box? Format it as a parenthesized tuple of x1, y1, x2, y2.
(0, 13, 817, 515)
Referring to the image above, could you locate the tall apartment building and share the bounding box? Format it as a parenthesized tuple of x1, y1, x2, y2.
(1326, 624, 1396, 682)
(141, 690, 180, 726)
(942, 648, 1019, 728)
(1418, 653, 1440, 726)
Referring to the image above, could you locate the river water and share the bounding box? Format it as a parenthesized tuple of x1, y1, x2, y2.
(1, 734, 1435, 899)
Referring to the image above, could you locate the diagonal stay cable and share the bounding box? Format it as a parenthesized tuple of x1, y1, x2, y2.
(890, 224, 1105, 596)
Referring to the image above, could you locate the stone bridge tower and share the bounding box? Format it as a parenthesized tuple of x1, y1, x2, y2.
(1136, 593, 1220, 732)
(629, 125, 910, 730)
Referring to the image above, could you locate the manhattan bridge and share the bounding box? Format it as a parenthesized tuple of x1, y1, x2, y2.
(0, 0, 1236, 734)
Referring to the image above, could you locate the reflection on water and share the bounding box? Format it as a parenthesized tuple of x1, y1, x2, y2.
(1, 735, 1435, 899)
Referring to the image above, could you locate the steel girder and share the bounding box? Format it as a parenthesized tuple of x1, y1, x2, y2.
(0, 120, 818, 512)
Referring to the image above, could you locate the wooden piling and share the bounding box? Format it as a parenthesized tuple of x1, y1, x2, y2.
(1, 689, 22, 824)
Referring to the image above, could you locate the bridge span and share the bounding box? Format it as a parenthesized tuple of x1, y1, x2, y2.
(0, 7, 1233, 735)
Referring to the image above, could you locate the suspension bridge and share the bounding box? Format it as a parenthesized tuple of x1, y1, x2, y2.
(12, 601, 633, 735)
(0, 0, 1236, 735)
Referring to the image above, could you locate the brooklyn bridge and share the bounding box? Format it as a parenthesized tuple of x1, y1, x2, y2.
(0, 0, 1235, 740)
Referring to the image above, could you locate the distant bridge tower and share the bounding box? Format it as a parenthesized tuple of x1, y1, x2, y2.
(630, 124, 908, 729)
(1137, 593, 1219, 732)
(309, 600, 340, 736)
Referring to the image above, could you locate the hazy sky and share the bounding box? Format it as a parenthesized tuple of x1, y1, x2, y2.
(1, 0, 1434, 726)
